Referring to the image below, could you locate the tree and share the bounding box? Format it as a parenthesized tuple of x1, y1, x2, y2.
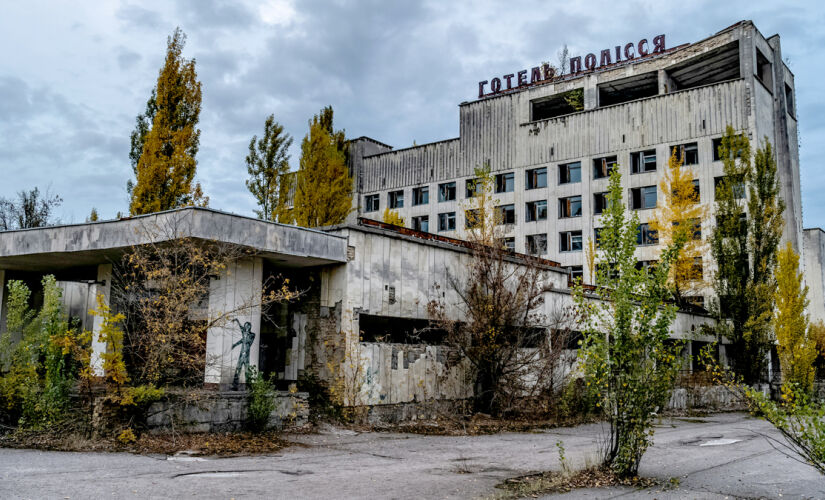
(128, 27, 206, 216)
(88, 208, 99, 222)
(649, 148, 708, 307)
(381, 208, 404, 226)
(710, 126, 785, 384)
(574, 168, 686, 478)
(774, 242, 817, 392)
(245, 114, 294, 221)
(292, 106, 352, 227)
(0, 187, 62, 230)
(428, 166, 554, 415)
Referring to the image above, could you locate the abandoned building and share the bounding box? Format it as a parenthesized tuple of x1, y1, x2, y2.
(0, 208, 716, 424)
(347, 20, 816, 314)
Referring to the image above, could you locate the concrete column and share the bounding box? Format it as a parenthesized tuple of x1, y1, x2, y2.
(204, 257, 263, 389)
(583, 75, 598, 110)
(89, 263, 112, 376)
(657, 69, 676, 94)
(0, 269, 6, 334)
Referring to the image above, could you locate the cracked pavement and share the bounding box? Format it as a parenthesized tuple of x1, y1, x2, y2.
(0, 413, 822, 499)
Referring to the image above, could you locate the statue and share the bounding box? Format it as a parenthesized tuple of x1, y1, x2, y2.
(231, 318, 256, 389)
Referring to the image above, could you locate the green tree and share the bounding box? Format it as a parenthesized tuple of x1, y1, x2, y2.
(574, 168, 686, 478)
(381, 208, 404, 226)
(774, 242, 817, 392)
(0, 187, 62, 230)
(245, 114, 294, 221)
(292, 106, 352, 227)
(88, 207, 99, 222)
(710, 126, 785, 384)
(128, 27, 206, 215)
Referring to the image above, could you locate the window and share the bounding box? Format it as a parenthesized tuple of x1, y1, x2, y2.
(630, 186, 657, 210)
(712, 136, 746, 162)
(593, 156, 617, 179)
(635, 260, 658, 273)
(412, 186, 429, 205)
(691, 179, 700, 202)
(526, 167, 547, 190)
(637, 223, 658, 246)
(438, 212, 456, 232)
(527, 233, 548, 255)
(675, 218, 702, 240)
(496, 204, 516, 225)
(531, 89, 584, 121)
(466, 178, 480, 198)
(558, 162, 581, 184)
(785, 83, 795, 118)
(594, 227, 603, 247)
(499, 237, 515, 251)
(438, 182, 456, 202)
(630, 150, 657, 174)
(364, 194, 380, 212)
(558, 196, 582, 218)
(567, 265, 584, 282)
(412, 215, 429, 233)
(715, 176, 745, 199)
(756, 48, 773, 90)
(560, 230, 582, 252)
(388, 190, 404, 209)
(465, 209, 481, 229)
(672, 143, 698, 166)
(693, 257, 704, 279)
(495, 172, 514, 193)
(593, 192, 609, 214)
(525, 200, 548, 222)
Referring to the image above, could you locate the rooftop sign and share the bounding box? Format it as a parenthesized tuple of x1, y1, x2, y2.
(477, 35, 666, 98)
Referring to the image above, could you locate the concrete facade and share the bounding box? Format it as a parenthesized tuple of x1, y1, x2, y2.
(804, 228, 825, 323)
(350, 21, 802, 309)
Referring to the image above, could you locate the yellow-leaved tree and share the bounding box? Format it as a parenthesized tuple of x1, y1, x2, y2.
(649, 148, 707, 307)
(381, 208, 404, 226)
(129, 28, 206, 215)
(774, 242, 817, 393)
(292, 106, 352, 227)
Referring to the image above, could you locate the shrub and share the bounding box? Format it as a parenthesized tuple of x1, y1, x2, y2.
(246, 367, 276, 432)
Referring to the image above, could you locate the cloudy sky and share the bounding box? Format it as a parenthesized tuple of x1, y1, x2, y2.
(1, 1, 823, 225)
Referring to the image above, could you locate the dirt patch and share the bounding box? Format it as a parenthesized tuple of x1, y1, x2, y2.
(492, 467, 661, 498)
(369, 414, 602, 436)
(0, 429, 295, 457)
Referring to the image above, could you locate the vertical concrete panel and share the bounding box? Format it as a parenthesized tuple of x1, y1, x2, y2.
(90, 264, 112, 376)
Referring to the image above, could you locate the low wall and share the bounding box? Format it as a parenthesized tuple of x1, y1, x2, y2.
(146, 391, 309, 433)
(668, 384, 770, 411)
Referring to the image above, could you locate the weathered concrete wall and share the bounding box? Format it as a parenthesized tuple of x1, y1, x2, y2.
(146, 390, 309, 432)
(804, 228, 825, 323)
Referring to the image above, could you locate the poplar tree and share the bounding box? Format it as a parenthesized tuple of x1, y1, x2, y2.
(774, 242, 816, 393)
(710, 126, 785, 384)
(649, 149, 708, 307)
(381, 208, 404, 226)
(245, 114, 293, 221)
(292, 106, 352, 227)
(128, 28, 206, 216)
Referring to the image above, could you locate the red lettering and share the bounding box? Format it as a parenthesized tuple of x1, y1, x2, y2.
(600, 49, 612, 67)
(503, 74, 515, 89)
(615, 45, 622, 63)
(478, 80, 488, 98)
(569, 56, 582, 73)
(584, 53, 597, 70)
(517, 70, 528, 86)
(530, 67, 542, 83)
(652, 34, 665, 53)
(638, 39, 649, 57)
(624, 42, 635, 60)
(491, 77, 501, 93)
(543, 63, 555, 79)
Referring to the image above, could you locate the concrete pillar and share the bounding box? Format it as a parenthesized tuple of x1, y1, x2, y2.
(657, 69, 676, 94)
(89, 264, 112, 376)
(583, 75, 598, 110)
(204, 257, 263, 389)
(0, 269, 6, 334)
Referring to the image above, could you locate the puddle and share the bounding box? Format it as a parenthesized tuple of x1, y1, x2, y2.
(699, 438, 741, 447)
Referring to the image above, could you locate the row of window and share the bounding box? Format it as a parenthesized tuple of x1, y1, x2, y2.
(366, 173, 743, 215)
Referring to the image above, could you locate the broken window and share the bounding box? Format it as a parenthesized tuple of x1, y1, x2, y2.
(672, 143, 699, 166)
(496, 204, 516, 225)
(412, 215, 429, 233)
(465, 178, 480, 198)
(412, 186, 429, 205)
(567, 265, 584, 282)
(498, 237, 515, 251)
(525, 200, 548, 222)
(594, 227, 603, 247)
(364, 194, 379, 212)
(756, 48, 773, 91)
(438, 212, 456, 232)
(630, 186, 657, 210)
(438, 182, 456, 202)
(527, 233, 548, 255)
(593, 156, 617, 179)
(558, 196, 582, 218)
(558, 162, 581, 184)
(597, 71, 658, 107)
(692, 257, 704, 279)
(674, 218, 702, 240)
(630, 150, 657, 174)
(388, 190, 404, 209)
(526, 167, 547, 190)
(665, 41, 740, 91)
(465, 209, 481, 229)
(785, 83, 795, 118)
(636, 223, 658, 246)
(559, 230, 582, 252)
(714, 176, 745, 199)
(495, 172, 515, 193)
(635, 260, 658, 274)
(530, 88, 584, 121)
(359, 314, 446, 344)
(712, 136, 746, 162)
(593, 192, 609, 215)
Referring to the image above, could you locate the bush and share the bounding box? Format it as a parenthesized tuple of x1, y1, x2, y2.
(246, 367, 276, 432)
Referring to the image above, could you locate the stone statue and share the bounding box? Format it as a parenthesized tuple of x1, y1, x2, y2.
(231, 318, 256, 389)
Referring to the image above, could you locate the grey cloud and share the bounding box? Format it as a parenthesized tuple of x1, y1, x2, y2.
(116, 4, 163, 30)
(117, 47, 142, 70)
